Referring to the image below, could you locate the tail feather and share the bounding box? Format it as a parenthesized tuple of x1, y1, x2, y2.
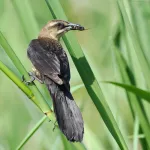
(45, 77, 84, 142)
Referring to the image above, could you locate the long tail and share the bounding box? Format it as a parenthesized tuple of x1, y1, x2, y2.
(45, 77, 84, 142)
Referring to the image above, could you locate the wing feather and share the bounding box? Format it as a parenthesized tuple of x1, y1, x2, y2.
(27, 39, 61, 83)
(27, 39, 70, 85)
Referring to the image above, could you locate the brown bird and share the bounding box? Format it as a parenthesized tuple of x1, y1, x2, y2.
(26, 20, 84, 142)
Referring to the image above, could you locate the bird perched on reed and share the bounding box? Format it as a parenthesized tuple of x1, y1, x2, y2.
(26, 20, 85, 142)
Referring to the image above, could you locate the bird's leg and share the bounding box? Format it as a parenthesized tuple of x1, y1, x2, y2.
(28, 72, 44, 84)
(22, 72, 43, 85)
(21, 75, 26, 82)
(31, 67, 44, 84)
(22, 72, 35, 85)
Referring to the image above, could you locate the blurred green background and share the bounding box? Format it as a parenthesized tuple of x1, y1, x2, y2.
(0, 0, 150, 150)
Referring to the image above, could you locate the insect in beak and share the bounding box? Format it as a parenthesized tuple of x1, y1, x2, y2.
(67, 23, 85, 31)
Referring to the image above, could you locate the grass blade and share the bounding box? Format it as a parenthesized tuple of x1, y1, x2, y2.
(130, 1, 150, 67)
(105, 82, 150, 103)
(111, 46, 150, 148)
(45, 0, 128, 149)
(117, 0, 150, 89)
(16, 116, 47, 150)
(133, 116, 139, 150)
(0, 60, 33, 99)
(0, 31, 27, 76)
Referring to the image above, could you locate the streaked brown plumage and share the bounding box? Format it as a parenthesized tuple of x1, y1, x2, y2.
(27, 20, 84, 142)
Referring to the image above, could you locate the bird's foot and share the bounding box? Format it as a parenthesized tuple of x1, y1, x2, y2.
(22, 73, 35, 85)
(22, 72, 44, 85)
(21, 75, 25, 82)
(28, 72, 44, 84)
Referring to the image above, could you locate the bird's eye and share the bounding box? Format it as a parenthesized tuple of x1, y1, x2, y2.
(57, 23, 62, 26)
(57, 23, 64, 29)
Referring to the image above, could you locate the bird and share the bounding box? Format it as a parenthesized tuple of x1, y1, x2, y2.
(26, 20, 84, 142)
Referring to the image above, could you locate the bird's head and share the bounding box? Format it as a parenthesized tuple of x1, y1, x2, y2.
(38, 20, 84, 40)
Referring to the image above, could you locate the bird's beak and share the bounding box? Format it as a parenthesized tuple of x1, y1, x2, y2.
(57, 22, 85, 39)
(67, 23, 85, 31)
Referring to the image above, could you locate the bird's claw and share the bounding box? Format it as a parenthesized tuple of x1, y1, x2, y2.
(21, 75, 25, 82)
(25, 80, 34, 85)
(21, 73, 35, 85)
